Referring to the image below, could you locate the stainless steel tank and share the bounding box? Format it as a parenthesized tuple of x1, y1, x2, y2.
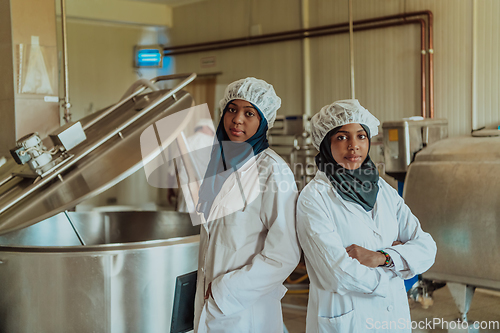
(0, 74, 201, 332)
(404, 135, 500, 320)
(0, 211, 199, 332)
(382, 118, 448, 181)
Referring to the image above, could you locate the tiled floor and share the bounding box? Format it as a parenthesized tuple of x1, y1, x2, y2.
(282, 286, 500, 333)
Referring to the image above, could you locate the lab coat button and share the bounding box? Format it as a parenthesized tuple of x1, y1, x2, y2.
(387, 305, 393, 312)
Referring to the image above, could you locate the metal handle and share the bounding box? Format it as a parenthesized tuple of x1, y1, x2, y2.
(0, 73, 197, 217)
(83, 73, 197, 130)
(119, 79, 160, 101)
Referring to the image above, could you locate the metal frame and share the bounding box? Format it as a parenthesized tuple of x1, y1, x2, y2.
(0, 74, 196, 217)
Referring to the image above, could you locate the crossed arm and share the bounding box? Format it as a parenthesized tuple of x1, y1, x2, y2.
(346, 241, 403, 268)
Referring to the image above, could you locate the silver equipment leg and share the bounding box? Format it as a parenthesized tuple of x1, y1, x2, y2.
(447, 282, 476, 322)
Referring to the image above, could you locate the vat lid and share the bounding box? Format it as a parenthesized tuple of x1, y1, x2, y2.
(0, 74, 196, 235)
(382, 118, 448, 128)
(414, 135, 500, 162)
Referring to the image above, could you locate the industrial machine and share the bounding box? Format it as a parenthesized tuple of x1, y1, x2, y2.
(383, 116, 500, 322)
(382, 117, 448, 181)
(403, 133, 500, 322)
(0, 74, 201, 333)
(382, 118, 448, 302)
(269, 115, 316, 191)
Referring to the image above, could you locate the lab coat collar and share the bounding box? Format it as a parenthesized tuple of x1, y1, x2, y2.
(203, 151, 262, 223)
(314, 171, 382, 235)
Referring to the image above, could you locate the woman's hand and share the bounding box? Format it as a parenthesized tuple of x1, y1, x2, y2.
(204, 282, 213, 300)
(346, 244, 386, 268)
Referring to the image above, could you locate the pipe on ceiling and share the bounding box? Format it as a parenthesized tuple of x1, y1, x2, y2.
(164, 11, 434, 118)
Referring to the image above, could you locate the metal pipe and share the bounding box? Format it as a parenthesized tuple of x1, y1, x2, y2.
(348, 0, 355, 99)
(354, 10, 434, 118)
(164, 10, 435, 118)
(0, 174, 15, 188)
(163, 11, 434, 53)
(164, 15, 415, 53)
(301, 0, 312, 118)
(427, 11, 434, 119)
(60, 0, 71, 123)
(164, 22, 349, 52)
(166, 21, 427, 117)
(471, 0, 477, 130)
(419, 19, 426, 118)
(165, 21, 422, 54)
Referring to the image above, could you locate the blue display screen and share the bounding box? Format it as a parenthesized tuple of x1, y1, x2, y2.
(136, 48, 163, 67)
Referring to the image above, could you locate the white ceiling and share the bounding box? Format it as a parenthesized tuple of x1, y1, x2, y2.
(127, 0, 207, 7)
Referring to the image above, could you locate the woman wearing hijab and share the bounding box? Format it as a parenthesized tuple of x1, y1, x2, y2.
(194, 77, 300, 333)
(296, 100, 436, 333)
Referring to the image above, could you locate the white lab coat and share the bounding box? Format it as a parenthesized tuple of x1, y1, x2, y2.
(194, 148, 301, 333)
(167, 131, 214, 212)
(296, 171, 436, 333)
(177, 131, 214, 212)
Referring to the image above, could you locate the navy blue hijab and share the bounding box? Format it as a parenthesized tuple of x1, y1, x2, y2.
(196, 101, 269, 219)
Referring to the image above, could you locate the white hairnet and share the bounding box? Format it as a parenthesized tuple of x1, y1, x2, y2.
(195, 118, 215, 131)
(310, 99, 380, 150)
(219, 77, 281, 129)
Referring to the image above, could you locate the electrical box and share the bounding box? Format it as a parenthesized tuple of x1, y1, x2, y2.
(49, 121, 86, 151)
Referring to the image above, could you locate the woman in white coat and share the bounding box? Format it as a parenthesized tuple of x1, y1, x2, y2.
(296, 100, 436, 333)
(193, 77, 301, 333)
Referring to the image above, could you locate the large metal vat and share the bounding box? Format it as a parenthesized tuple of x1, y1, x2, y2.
(0, 74, 202, 332)
(404, 135, 500, 320)
(0, 211, 199, 332)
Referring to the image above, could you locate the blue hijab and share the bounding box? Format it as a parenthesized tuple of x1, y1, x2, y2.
(196, 101, 269, 220)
